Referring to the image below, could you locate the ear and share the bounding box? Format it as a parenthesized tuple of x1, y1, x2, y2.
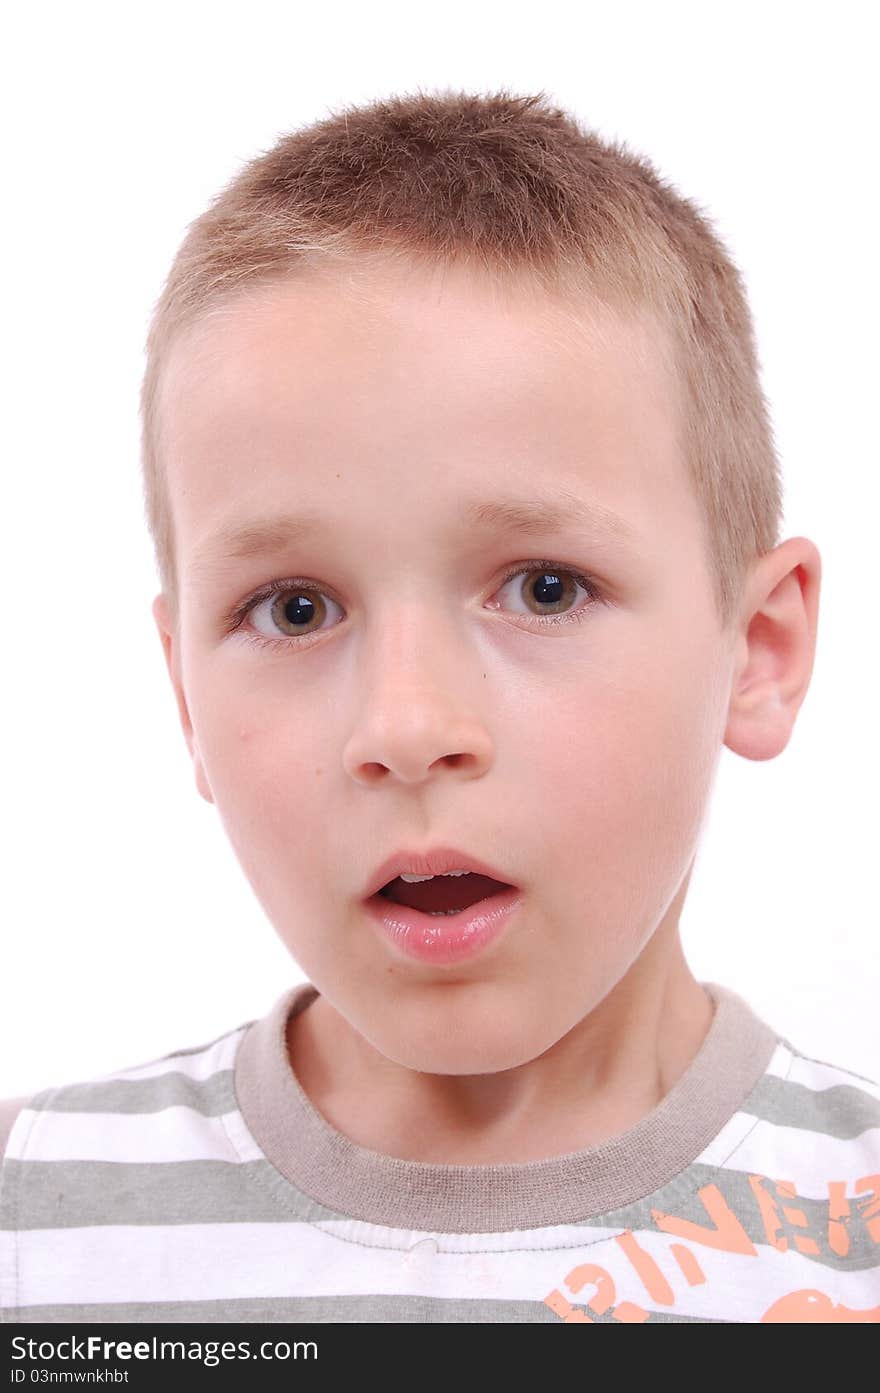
(724, 536, 822, 762)
(151, 593, 215, 804)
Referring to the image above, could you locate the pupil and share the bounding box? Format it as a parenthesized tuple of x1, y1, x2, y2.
(533, 572, 563, 604)
(285, 595, 314, 627)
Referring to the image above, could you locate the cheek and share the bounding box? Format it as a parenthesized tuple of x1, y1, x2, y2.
(518, 652, 721, 894)
(196, 672, 328, 774)
(192, 687, 335, 868)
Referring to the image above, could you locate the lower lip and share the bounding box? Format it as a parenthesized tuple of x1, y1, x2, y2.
(363, 886, 523, 965)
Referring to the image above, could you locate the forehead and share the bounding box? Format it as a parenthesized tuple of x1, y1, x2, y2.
(163, 258, 677, 418)
(159, 259, 695, 573)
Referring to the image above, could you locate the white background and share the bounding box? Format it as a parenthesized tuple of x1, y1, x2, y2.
(2, 0, 877, 1096)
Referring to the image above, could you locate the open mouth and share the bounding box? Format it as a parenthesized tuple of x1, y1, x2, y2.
(375, 872, 514, 916)
(364, 872, 523, 964)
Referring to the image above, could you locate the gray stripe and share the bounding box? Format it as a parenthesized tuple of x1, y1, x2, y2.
(27, 1070, 236, 1118)
(0, 1158, 336, 1229)
(740, 1074, 880, 1139)
(3, 1157, 879, 1271)
(1, 1295, 722, 1323)
(26, 1065, 880, 1136)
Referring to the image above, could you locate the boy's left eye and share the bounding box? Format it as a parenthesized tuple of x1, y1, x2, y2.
(227, 561, 605, 651)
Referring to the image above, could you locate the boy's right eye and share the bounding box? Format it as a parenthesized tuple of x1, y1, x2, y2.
(223, 575, 345, 651)
(241, 581, 344, 645)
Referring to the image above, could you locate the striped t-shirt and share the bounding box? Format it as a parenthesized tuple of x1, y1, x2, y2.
(1, 979, 879, 1323)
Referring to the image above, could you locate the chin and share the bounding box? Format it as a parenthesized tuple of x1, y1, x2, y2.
(373, 1022, 545, 1076)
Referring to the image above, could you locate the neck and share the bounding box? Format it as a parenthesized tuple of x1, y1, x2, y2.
(286, 921, 713, 1166)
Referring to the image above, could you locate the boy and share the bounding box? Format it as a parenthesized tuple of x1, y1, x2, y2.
(1, 88, 877, 1326)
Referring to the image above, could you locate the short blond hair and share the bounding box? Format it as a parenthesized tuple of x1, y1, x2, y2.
(140, 87, 782, 631)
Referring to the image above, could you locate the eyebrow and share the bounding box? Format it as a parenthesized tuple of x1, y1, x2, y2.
(189, 491, 639, 577)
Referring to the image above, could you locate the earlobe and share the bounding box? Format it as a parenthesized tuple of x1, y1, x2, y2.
(723, 537, 822, 763)
(151, 592, 215, 805)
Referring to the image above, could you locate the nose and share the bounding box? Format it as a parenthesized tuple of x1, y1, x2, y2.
(341, 608, 495, 786)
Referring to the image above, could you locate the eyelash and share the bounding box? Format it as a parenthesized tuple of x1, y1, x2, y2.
(226, 560, 605, 653)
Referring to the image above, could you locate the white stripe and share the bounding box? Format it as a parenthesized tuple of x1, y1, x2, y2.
(0, 1230, 15, 1308)
(89, 1028, 247, 1084)
(5, 1106, 241, 1164)
(707, 1121, 880, 1200)
(695, 1106, 772, 1168)
(764, 1045, 880, 1096)
(753, 1041, 795, 1083)
(220, 1104, 276, 1164)
(6, 1221, 878, 1316)
(311, 1216, 624, 1253)
(787, 1055, 880, 1098)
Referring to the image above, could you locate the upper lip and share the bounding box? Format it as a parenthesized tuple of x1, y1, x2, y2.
(363, 846, 518, 900)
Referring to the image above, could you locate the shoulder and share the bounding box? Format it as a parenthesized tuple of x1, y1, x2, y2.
(750, 1034, 880, 1180)
(769, 1035, 880, 1116)
(0, 1016, 256, 1165)
(0, 1095, 31, 1160)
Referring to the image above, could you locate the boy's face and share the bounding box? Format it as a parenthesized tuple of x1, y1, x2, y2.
(155, 259, 740, 1073)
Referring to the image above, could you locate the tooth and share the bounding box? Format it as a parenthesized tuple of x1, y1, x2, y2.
(399, 870, 472, 882)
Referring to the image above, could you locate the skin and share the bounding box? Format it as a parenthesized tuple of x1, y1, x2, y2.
(153, 257, 821, 1165)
